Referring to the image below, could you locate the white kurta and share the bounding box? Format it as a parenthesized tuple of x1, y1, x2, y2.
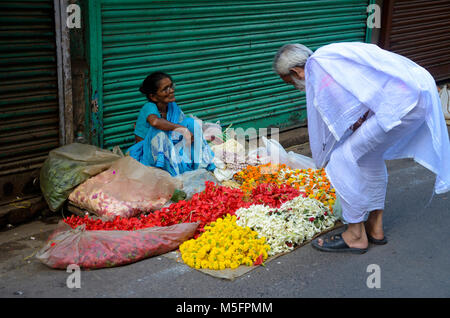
(304, 42, 450, 223)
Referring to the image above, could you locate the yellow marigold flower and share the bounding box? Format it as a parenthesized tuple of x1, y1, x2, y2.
(230, 262, 239, 269)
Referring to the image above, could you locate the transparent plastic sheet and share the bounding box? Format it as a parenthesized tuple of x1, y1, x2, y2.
(40, 143, 123, 212)
(68, 156, 182, 220)
(175, 168, 219, 200)
(36, 221, 198, 269)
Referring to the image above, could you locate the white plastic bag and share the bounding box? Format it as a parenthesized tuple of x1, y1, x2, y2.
(257, 137, 316, 169)
(439, 84, 450, 120)
(261, 136, 288, 165)
(188, 115, 224, 144)
(286, 151, 316, 170)
(247, 146, 271, 165)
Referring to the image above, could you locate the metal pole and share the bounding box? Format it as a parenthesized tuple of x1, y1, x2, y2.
(54, 0, 74, 145)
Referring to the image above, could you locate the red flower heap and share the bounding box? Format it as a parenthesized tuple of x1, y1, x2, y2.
(64, 181, 305, 238)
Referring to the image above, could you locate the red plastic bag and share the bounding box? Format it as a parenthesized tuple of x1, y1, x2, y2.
(36, 221, 198, 269)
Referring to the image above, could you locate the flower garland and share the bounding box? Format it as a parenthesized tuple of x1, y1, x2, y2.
(279, 167, 337, 212)
(233, 163, 287, 194)
(179, 214, 270, 270)
(235, 196, 336, 256)
(234, 164, 337, 213)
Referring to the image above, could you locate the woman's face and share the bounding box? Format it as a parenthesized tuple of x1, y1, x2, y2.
(150, 77, 176, 104)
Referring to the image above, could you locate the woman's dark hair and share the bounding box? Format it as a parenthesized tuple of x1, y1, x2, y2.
(139, 71, 172, 99)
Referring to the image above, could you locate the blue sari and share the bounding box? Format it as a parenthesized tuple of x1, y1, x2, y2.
(127, 102, 216, 176)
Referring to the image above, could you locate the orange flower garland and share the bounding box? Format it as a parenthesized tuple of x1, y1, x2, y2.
(233, 163, 287, 195)
(233, 164, 336, 212)
(279, 167, 336, 213)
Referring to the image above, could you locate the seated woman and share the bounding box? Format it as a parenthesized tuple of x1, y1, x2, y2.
(127, 71, 216, 176)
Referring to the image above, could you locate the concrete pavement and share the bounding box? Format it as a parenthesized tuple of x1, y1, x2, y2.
(1, 141, 449, 298)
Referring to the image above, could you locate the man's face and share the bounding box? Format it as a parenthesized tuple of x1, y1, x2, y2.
(280, 67, 306, 91)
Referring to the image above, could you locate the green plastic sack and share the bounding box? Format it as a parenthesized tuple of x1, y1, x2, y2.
(40, 143, 122, 212)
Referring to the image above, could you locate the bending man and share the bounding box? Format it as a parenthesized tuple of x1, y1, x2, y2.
(273, 42, 450, 253)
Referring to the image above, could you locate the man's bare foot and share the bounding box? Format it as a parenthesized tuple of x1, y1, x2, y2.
(316, 223, 368, 249)
(365, 210, 385, 240)
(341, 228, 368, 249)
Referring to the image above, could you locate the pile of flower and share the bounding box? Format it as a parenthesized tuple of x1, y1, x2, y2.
(234, 164, 337, 213)
(179, 214, 270, 270)
(64, 181, 304, 239)
(235, 195, 336, 256)
(233, 163, 288, 194)
(279, 167, 336, 212)
(250, 183, 304, 208)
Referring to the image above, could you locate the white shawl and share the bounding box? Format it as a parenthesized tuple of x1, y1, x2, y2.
(305, 42, 450, 194)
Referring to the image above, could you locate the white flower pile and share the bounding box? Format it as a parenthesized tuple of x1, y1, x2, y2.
(235, 196, 337, 256)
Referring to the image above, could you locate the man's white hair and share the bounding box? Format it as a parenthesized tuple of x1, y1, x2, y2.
(273, 44, 313, 76)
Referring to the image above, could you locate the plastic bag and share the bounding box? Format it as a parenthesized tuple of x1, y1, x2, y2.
(211, 139, 246, 163)
(40, 143, 123, 212)
(188, 115, 224, 145)
(68, 156, 181, 220)
(252, 137, 316, 169)
(286, 151, 316, 170)
(439, 84, 450, 120)
(36, 221, 198, 269)
(247, 146, 271, 165)
(175, 168, 219, 199)
(333, 194, 343, 222)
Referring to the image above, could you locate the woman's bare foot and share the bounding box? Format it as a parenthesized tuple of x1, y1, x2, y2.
(365, 209, 385, 240)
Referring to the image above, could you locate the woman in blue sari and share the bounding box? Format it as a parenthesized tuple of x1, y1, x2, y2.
(127, 72, 216, 176)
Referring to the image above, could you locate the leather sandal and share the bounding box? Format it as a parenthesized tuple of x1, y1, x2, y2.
(367, 234, 388, 245)
(311, 233, 368, 254)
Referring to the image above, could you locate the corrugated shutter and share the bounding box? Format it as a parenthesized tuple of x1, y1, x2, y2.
(0, 1, 60, 180)
(380, 0, 450, 82)
(90, 0, 371, 150)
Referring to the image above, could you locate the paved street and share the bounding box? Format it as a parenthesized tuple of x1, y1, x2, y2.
(0, 156, 449, 298)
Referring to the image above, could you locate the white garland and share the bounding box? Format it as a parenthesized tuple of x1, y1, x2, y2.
(235, 196, 337, 256)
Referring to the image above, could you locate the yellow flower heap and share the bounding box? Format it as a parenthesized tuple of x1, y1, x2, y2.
(180, 214, 270, 270)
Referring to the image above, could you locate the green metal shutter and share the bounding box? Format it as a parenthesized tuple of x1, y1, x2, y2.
(0, 1, 59, 197)
(89, 0, 371, 151)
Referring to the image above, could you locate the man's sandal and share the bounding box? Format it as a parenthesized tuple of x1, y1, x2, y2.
(311, 233, 368, 254)
(367, 234, 388, 245)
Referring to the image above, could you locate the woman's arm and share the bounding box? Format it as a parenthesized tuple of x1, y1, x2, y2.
(147, 114, 194, 142)
(147, 114, 184, 131)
